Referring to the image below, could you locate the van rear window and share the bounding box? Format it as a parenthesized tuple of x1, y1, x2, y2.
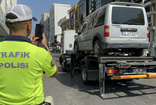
(112, 7, 145, 25)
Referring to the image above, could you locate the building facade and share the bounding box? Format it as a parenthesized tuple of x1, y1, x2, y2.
(78, 0, 88, 30)
(69, 5, 78, 30)
(0, 0, 17, 39)
(49, 3, 71, 43)
(40, 13, 50, 41)
(77, 0, 96, 30)
(95, 0, 139, 10)
(58, 15, 70, 32)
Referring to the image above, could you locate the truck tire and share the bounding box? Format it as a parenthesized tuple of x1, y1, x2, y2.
(59, 55, 63, 65)
(62, 66, 67, 72)
(81, 64, 89, 85)
(94, 40, 104, 55)
(62, 61, 70, 72)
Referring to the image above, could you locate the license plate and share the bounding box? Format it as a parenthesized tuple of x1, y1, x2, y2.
(131, 68, 146, 74)
(121, 31, 137, 36)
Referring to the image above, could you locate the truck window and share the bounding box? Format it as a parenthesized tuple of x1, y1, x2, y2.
(112, 7, 145, 25)
(94, 8, 105, 27)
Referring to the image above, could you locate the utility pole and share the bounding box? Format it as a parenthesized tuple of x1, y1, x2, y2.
(145, 0, 156, 56)
(150, 0, 156, 41)
(151, 0, 156, 32)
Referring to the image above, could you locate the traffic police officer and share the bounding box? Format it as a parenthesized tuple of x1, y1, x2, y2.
(0, 4, 58, 105)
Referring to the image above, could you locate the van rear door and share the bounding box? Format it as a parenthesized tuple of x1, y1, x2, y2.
(109, 5, 148, 43)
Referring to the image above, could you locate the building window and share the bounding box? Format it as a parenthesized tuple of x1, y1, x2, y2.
(70, 10, 75, 29)
(96, 0, 101, 10)
(89, 0, 93, 13)
(80, 3, 85, 24)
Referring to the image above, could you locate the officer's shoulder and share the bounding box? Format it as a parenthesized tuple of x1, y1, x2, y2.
(30, 44, 48, 52)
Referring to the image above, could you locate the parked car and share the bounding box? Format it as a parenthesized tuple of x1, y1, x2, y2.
(74, 2, 149, 56)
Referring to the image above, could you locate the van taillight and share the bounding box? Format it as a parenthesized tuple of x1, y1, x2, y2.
(104, 25, 109, 37)
(147, 27, 149, 38)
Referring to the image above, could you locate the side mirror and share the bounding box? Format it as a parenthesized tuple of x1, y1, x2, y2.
(77, 30, 81, 35)
(78, 32, 81, 35)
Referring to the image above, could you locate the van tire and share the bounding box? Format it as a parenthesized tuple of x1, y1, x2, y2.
(94, 40, 104, 55)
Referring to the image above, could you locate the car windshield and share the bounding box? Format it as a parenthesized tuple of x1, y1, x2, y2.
(112, 7, 145, 25)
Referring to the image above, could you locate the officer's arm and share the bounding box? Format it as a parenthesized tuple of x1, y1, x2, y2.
(42, 36, 58, 78)
(49, 49, 58, 78)
(31, 33, 58, 77)
(44, 42, 58, 78)
(50, 65, 58, 78)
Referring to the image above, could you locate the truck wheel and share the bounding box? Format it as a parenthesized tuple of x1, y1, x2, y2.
(59, 55, 63, 65)
(62, 66, 67, 72)
(94, 40, 104, 55)
(62, 61, 69, 72)
(81, 64, 89, 85)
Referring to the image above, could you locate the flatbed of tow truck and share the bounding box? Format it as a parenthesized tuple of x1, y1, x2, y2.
(98, 55, 156, 98)
(60, 53, 156, 98)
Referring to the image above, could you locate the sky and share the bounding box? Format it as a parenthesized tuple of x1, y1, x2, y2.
(18, 0, 79, 34)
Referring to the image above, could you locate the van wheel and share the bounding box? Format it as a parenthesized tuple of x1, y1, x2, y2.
(94, 40, 104, 55)
(81, 64, 89, 85)
(74, 43, 79, 53)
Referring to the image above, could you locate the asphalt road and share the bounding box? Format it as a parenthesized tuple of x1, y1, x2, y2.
(43, 53, 156, 105)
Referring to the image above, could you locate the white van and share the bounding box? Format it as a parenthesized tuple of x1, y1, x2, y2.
(74, 2, 149, 56)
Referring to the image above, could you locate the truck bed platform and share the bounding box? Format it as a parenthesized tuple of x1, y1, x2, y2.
(98, 56, 156, 98)
(99, 56, 154, 62)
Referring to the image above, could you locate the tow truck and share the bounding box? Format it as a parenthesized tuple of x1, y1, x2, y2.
(60, 39, 156, 98)
(59, 26, 156, 98)
(59, 0, 156, 99)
